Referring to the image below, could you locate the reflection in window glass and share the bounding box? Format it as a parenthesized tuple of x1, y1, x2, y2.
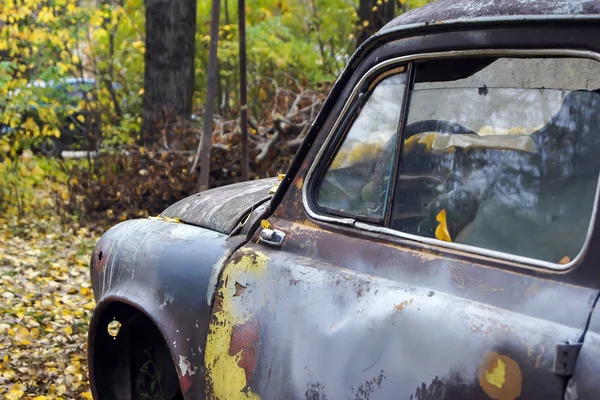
(391, 57, 600, 264)
(317, 72, 406, 218)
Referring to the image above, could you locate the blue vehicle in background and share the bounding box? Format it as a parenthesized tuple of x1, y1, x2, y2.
(0, 77, 106, 157)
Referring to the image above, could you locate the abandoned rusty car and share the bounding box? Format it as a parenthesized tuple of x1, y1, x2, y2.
(88, 1, 600, 399)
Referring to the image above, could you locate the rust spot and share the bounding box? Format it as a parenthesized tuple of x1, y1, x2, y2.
(229, 319, 260, 383)
(179, 374, 193, 395)
(394, 299, 413, 312)
(234, 282, 246, 297)
(416, 248, 441, 262)
(478, 351, 522, 400)
(295, 176, 304, 190)
(212, 291, 224, 313)
(302, 219, 319, 229)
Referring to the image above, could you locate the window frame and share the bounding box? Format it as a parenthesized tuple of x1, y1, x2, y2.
(311, 64, 411, 224)
(303, 48, 600, 271)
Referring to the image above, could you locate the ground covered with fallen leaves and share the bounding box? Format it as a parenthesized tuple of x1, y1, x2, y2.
(0, 216, 98, 399)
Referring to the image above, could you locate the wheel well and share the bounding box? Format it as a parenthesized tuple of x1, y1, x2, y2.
(90, 302, 183, 400)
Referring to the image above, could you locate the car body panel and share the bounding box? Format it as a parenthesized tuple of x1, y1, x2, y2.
(161, 178, 277, 234)
(88, 2, 600, 399)
(203, 15, 600, 400)
(205, 219, 598, 398)
(88, 218, 245, 399)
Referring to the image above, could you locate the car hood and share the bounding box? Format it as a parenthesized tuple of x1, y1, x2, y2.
(161, 177, 278, 234)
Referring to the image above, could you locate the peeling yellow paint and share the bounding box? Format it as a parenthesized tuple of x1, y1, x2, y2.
(205, 251, 268, 400)
(485, 358, 506, 388)
(295, 176, 304, 190)
(478, 351, 522, 400)
(289, 221, 320, 234)
(149, 215, 181, 223)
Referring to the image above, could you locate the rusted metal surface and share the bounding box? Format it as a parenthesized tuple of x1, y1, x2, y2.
(382, 0, 600, 31)
(220, 15, 600, 400)
(209, 235, 597, 398)
(88, 218, 245, 399)
(161, 177, 276, 234)
(88, 4, 600, 400)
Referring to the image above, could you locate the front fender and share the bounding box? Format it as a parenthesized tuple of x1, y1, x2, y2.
(89, 218, 243, 399)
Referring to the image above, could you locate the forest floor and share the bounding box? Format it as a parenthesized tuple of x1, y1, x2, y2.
(0, 216, 98, 399)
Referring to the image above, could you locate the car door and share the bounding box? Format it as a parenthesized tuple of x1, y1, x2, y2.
(203, 52, 600, 400)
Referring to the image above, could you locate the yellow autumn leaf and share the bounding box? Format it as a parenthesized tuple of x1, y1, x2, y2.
(435, 209, 452, 242)
(261, 219, 273, 230)
(6, 386, 24, 400)
(258, 88, 267, 101)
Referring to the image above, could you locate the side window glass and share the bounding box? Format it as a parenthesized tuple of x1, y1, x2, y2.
(317, 72, 406, 219)
(391, 57, 600, 264)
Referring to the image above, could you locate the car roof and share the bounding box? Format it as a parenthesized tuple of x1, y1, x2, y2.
(381, 0, 600, 32)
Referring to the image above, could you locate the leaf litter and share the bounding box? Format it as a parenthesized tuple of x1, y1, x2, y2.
(0, 216, 98, 399)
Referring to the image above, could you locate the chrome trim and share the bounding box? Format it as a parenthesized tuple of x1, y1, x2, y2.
(259, 228, 287, 247)
(302, 48, 600, 272)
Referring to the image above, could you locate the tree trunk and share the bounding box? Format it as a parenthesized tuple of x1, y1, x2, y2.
(196, 0, 220, 191)
(141, 0, 197, 144)
(356, 0, 395, 47)
(238, 0, 249, 181)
